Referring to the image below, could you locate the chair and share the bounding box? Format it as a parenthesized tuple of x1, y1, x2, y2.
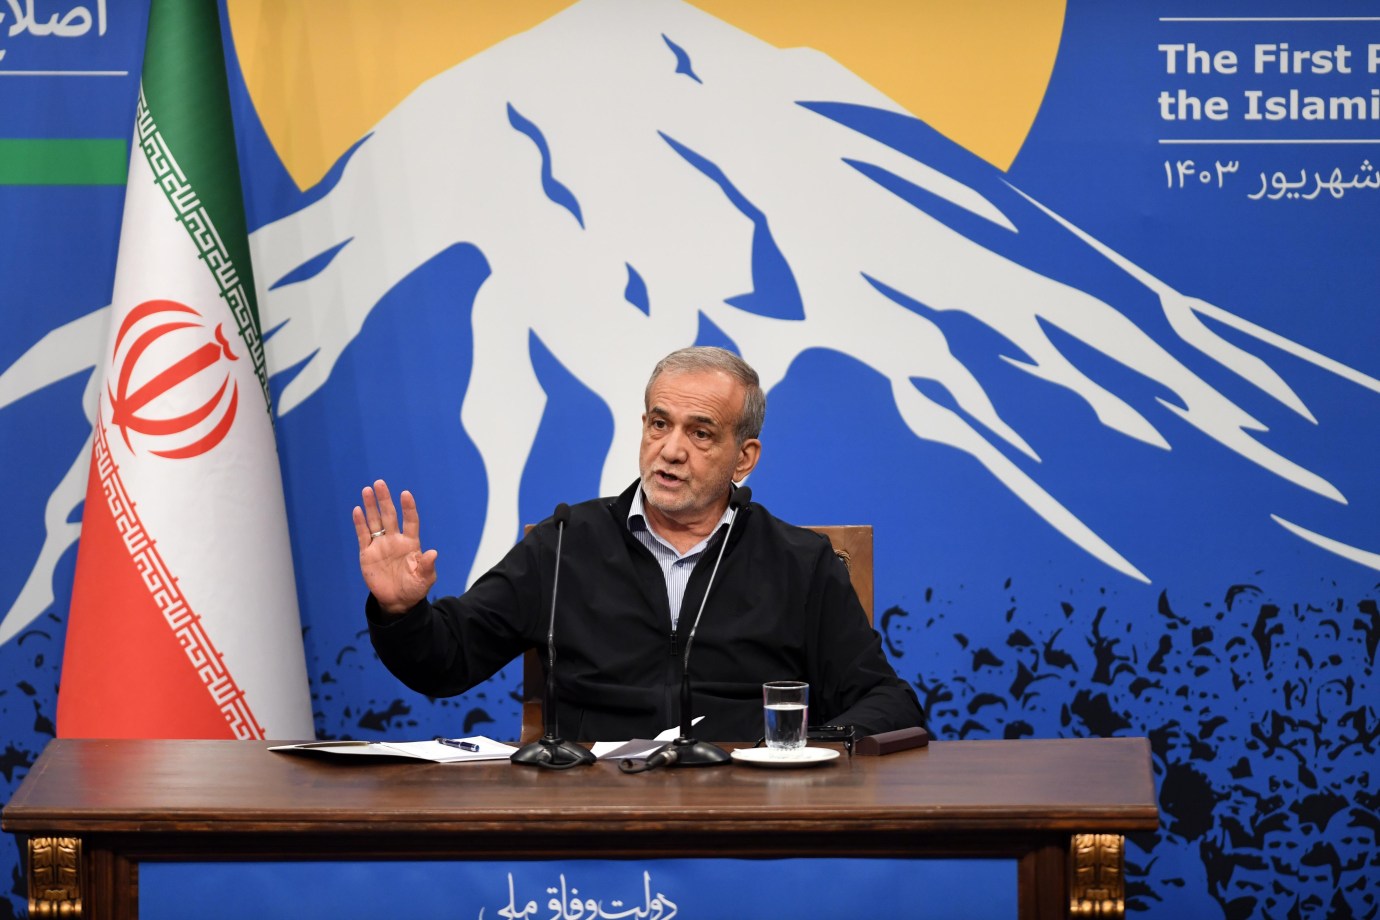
(517, 524, 874, 743)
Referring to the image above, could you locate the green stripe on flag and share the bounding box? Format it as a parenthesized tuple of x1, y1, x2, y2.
(0, 139, 127, 185)
(140, 0, 259, 331)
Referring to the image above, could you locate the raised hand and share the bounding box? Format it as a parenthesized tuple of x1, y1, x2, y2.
(352, 479, 438, 615)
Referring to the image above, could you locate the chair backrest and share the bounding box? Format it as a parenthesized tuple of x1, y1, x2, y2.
(518, 524, 874, 743)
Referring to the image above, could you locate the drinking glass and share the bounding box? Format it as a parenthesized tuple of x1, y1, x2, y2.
(762, 681, 809, 752)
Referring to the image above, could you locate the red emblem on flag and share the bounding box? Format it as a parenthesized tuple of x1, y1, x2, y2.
(107, 299, 240, 459)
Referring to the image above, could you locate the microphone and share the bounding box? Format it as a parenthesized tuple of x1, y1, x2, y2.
(511, 503, 596, 769)
(645, 485, 752, 770)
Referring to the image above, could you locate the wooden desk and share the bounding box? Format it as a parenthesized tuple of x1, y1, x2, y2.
(4, 737, 1158, 919)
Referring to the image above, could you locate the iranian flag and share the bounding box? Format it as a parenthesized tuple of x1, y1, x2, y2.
(57, 0, 313, 740)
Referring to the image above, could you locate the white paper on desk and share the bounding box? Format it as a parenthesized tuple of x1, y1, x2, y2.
(269, 736, 516, 763)
(590, 717, 703, 760)
(380, 736, 518, 763)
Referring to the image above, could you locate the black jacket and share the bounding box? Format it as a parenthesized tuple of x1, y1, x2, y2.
(368, 481, 922, 741)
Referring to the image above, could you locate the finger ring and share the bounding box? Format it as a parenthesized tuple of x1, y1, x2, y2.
(370, 529, 386, 538)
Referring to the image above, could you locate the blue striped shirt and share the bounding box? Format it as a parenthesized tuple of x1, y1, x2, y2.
(628, 488, 736, 630)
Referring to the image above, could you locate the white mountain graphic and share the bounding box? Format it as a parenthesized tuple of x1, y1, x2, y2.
(2, 0, 1377, 643)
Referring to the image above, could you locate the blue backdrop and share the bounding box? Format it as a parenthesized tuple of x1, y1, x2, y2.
(3, 2, 1378, 917)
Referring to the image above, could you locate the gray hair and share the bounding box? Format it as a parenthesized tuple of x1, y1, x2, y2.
(645, 346, 766, 444)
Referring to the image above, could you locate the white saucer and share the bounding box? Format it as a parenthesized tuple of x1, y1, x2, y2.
(731, 746, 840, 768)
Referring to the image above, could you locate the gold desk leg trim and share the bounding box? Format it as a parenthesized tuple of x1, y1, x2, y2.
(1069, 833, 1124, 919)
(27, 836, 82, 919)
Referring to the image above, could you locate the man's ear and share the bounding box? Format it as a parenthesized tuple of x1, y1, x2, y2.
(734, 438, 761, 481)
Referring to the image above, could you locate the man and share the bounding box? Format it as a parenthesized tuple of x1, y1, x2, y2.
(355, 347, 922, 741)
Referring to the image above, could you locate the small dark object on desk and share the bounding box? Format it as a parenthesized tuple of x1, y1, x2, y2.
(854, 726, 929, 756)
(807, 724, 857, 757)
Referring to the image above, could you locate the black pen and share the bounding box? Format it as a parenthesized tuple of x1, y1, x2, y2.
(435, 737, 481, 752)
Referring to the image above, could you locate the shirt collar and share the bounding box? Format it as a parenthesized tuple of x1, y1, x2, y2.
(628, 485, 739, 543)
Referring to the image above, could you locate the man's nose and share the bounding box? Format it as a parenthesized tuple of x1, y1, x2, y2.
(659, 429, 689, 460)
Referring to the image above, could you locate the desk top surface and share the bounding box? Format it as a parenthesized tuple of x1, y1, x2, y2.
(4, 737, 1158, 838)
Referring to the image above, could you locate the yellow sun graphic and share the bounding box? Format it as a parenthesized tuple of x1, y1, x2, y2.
(227, 0, 1063, 190)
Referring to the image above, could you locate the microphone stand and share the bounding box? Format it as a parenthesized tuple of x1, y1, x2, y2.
(511, 504, 596, 769)
(654, 486, 751, 769)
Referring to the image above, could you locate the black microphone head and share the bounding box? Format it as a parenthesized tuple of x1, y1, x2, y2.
(553, 503, 571, 525)
(731, 486, 752, 509)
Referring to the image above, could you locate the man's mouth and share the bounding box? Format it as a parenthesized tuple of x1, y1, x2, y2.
(652, 470, 682, 485)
